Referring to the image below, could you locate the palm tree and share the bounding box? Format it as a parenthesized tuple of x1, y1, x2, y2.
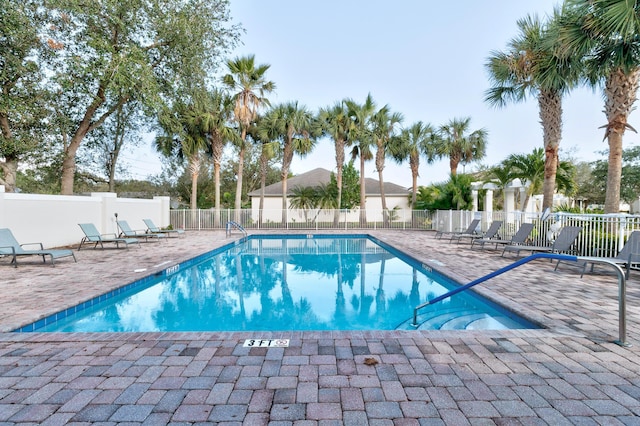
(223, 55, 276, 220)
(485, 12, 578, 211)
(437, 117, 488, 175)
(391, 121, 439, 208)
(289, 186, 318, 222)
(555, 0, 640, 213)
(318, 101, 353, 225)
(506, 147, 575, 211)
(155, 101, 208, 210)
(188, 89, 237, 223)
(485, 163, 517, 211)
(245, 120, 279, 226)
(371, 105, 403, 223)
(345, 94, 376, 225)
(259, 101, 317, 223)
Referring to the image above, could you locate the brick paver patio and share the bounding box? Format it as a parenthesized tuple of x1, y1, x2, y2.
(1, 230, 639, 424)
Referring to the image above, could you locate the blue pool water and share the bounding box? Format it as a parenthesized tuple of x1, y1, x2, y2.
(22, 235, 538, 332)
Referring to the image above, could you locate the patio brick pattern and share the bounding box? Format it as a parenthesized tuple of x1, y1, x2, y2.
(1, 230, 639, 424)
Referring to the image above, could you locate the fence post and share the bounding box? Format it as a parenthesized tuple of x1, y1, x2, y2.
(618, 214, 627, 252)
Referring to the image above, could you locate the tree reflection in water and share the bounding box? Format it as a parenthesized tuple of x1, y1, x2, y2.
(49, 236, 504, 332)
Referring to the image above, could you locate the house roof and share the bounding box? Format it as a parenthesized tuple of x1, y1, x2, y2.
(248, 167, 410, 197)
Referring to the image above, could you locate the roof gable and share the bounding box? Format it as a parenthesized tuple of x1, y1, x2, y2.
(248, 168, 410, 197)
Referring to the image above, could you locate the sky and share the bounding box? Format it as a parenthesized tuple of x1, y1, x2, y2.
(128, 0, 640, 188)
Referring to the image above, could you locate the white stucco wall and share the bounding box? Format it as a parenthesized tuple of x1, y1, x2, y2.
(0, 191, 170, 248)
(250, 194, 412, 224)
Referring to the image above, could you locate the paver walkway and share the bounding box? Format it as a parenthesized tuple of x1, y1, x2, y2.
(1, 230, 639, 425)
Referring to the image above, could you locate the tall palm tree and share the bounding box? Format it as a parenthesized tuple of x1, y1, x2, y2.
(371, 105, 403, 223)
(250, 120, 279, 226)
(345, 94, 376, 225)
(556, 0, 640, 213)
(391, 121, 439, 208)
(259, 102, 317, 223)
(506, 147, 575, 211)
(437, 117, 488, 175)
(318, 101, 353, 225)
(485, 12, 578, 211)
(223, 55, 276, 219)
(188, 89, 237, 221)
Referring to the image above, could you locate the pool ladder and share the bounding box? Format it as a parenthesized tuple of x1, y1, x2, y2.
(226, 221, 247, 237)
(411, 253, 631, 347)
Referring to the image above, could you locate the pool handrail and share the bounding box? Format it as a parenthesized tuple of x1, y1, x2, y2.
(226, 221, 247, 237)
(411, 253, 631, 347)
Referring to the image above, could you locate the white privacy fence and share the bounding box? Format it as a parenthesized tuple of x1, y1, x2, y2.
(171, 208, 640, 258)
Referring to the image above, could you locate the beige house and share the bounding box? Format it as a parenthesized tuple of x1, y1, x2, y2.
(248, 168, 411, 223)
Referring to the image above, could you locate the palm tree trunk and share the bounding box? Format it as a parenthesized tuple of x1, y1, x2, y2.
(212, 135, 223, 227)
(449, 155, 459, 176)
(234, 130, 247, 222)
(542, 146, 558, 211)
(410, 153, 419, 227)
(376, 141, 388, 225)
(378, 168, 388, 225)
(334, 140, 345, 226)
(410, 153, 419, 208)
(605, 132, 624, 213)
(282, 139, 294, 224)
(603, 68, 640, 213)
(359, 152, 367, 226)
(259, 147, 267, 226)
(189, 157, 200, 210)
(539, 89, 562, 211)
(335, 164, 343, 226)
(213, 161, 221, 227)
(281, 174, 288, 224)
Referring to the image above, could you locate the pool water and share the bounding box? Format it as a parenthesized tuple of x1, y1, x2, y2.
(28, 235, 537, 332)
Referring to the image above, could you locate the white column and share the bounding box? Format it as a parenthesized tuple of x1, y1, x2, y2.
(154, 196, 171, 227)
(504, 188, 516, 215)
(519, 187, 527, 211)
(472, 189, 478, 212)
(91, 192, 118, 234)
(485, 189, 493, 213)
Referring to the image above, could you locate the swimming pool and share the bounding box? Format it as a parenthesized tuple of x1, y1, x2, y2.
(19, 235, 538, 332)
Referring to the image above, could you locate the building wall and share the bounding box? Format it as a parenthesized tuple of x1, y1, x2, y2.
(250, 195, 411, 224)
(0, 190, 171, 248)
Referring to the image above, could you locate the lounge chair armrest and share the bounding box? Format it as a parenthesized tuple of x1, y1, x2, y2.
(0, 245, 17, 255)
(101, 233, 118, 238)
(20, 242, 44, 250)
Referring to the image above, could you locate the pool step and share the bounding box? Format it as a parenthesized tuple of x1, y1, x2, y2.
(397, 307, 524, 331)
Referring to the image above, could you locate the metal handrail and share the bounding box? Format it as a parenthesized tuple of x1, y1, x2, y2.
(411, 253, 630, 347)
(226, 221, 247, 237)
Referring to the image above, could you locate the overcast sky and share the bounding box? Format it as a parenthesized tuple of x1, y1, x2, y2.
(129, 1, 640, 188)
